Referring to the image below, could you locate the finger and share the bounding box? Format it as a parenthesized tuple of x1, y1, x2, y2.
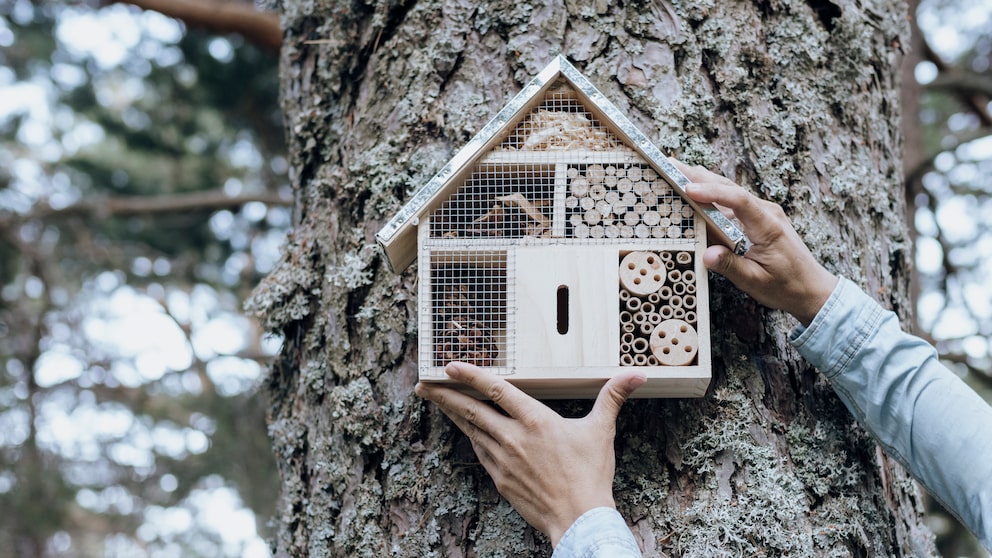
(416, 381, 512, 441)
(445, 361, 547, 421)
(683, 181, 773, 235)
(702, 244, 771, 292)
(590, 372, 646, 428)
(669, 158, 736, 187)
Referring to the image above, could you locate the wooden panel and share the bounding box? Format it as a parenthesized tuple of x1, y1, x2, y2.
(513, 246, 618, 368)
(419, 366, 710, 399)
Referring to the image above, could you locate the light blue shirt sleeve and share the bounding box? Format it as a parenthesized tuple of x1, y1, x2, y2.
(790, 277, 992, 550)
(551, 507, 641, 558)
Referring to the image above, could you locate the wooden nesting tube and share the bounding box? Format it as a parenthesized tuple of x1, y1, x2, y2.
(625, 296, 641, 312)
(647, 292, 661, 305)
(647, 355, 660, 366)
(571, 177, 590, 197)
(640, 301, 656, 315)
(632, 337, 649, 354)
(620, 289, 630, 302)
(668, 269, 682, 284)
(634, 353, 649, 366)
(639, 321, 655, 336)
(684, 311, 697, 324)
(659, 305, 674, 319)
(682, 270, 696, 284)
(622, 321, 636, 333)
(659, 286, 673, 300)
(648, 312, 662, 325)
(676, 251, 692, 266)
(683, 294, 696, 309)
(632, 310, 649, 325)
(673, 306, 686, 319)
(620, 354, 635, 366)
(621, 332, 635, 346)
(670, 295, 683, 309)
(672, 281, 686, 295)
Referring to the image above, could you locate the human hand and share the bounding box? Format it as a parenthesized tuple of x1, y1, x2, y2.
(673, 160, 838, 326)
(414, 362, 646, 546)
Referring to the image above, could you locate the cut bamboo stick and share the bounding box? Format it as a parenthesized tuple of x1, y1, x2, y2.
(571, 177, 590, 197)
(634, 353, 649, 366)
(677, 251, 692, 265)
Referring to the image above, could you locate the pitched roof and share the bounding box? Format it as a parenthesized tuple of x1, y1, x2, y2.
(376, 55, 746, 272)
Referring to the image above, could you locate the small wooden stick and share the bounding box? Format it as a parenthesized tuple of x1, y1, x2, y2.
(496, 193, 550, 229)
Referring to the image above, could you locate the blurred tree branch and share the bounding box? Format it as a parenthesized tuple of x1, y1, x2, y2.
(0, 189, 291, 230)
(921, 36, 992, 127)
(110, 0, 282, 52)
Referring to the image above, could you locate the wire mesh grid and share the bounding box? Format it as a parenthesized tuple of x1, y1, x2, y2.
(428, 164, 555, 240)
(565, 163, 695, 240)
(424, 250, 513, 374)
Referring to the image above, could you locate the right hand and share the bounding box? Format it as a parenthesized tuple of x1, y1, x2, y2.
(673, 160, 838, 326)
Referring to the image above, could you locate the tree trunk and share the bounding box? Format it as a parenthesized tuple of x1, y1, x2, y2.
(250, 1, 939, 555)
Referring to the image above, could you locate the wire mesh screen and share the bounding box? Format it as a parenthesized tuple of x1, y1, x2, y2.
(429, 165, 555, 240)
(565, 163, 694, 240)
(426, 251, 512, 373)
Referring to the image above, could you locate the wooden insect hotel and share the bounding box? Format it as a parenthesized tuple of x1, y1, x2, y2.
(377, 56, 746, 398)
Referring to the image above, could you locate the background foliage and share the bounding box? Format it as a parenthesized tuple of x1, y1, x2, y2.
(0, 0, 988, 556)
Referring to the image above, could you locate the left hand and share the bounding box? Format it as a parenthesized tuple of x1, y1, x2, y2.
(415, 362, 646, 546)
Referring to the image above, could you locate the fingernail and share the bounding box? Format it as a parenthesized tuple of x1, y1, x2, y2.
(629, 375, 647, 389)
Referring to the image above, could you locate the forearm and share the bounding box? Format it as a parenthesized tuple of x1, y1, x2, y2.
(790, 278, 992, 549)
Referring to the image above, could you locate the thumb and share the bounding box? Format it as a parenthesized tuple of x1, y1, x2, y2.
(703, 245, 761, 289)
(591, 372, 646, 427)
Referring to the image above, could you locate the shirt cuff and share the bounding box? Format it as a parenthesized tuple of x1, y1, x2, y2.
(788, 277, 884, 378)
(551, 507, 641, 558)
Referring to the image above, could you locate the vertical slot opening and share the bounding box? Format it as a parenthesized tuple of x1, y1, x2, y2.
(556, 285, 569, 335)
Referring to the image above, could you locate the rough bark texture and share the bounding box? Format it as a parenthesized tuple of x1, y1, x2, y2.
(248, 0, 939, 555)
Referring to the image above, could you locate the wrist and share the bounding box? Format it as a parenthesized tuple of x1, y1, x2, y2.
(792, 269, 838, 327)
(549, 502, 616, 547)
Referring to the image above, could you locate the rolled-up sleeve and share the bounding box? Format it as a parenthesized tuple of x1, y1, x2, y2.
(790, 277, 992, 550)
(551, 507, 641, 558)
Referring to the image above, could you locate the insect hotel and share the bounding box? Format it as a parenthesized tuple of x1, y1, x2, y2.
(377, 56, 746, 398)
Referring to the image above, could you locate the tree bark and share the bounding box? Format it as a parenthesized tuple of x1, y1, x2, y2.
(250, 0, 939, 555)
